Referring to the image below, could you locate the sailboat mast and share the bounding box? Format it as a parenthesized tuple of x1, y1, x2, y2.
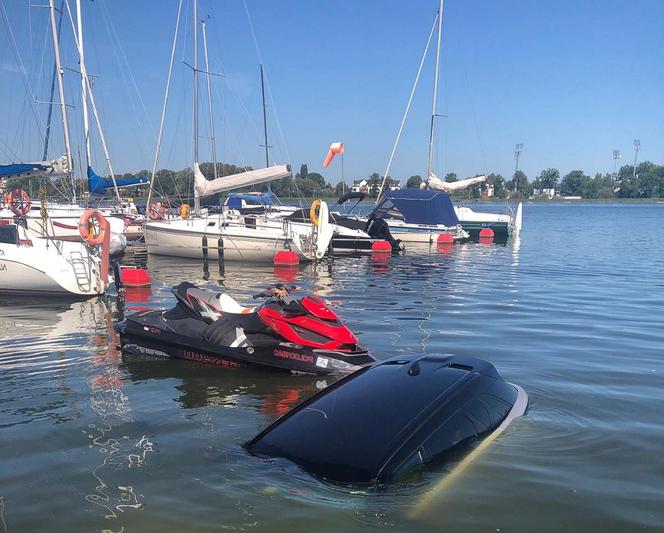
(70, 0, 120, 203)
(75, 0, 90, 168)
(193, 0, 200, 212)
(426, 0, 444, 181)
(260, 64, 270, 168)
(201, 17, 218, 180)
(48, 0, 76, 202)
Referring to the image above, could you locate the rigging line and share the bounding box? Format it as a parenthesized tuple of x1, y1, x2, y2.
(0, 0, 45, 145)
(97, 0, 155, 139)
(96, 0, 152, 166)
(377, 10, 439, 203)
(147, 0, 183, 208)
(241, 0, 290, 164)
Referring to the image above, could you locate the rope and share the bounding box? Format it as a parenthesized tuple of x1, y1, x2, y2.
(147, 0, 183, 208)
(377, 11, 439, 202)
(0, 0, 45, 144)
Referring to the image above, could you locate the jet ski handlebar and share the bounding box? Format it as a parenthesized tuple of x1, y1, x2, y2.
(252, 285, 296, 301)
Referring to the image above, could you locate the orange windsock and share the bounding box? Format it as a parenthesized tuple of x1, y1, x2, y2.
(322, 142, 344, 168)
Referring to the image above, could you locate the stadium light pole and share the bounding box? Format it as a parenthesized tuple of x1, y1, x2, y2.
(612, 149, 621, 182)
(632, 139, 640, 180)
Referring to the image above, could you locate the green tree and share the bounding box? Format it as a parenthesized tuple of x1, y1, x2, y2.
(367, 172, 382, 196)
(508, 170, 531, 197)
(445, 172, 457, 183)
(486, 173, 506, 198)
(561, 170, 592, 197)
(307, 172, 325, 187)
(406, 175, 422, 188)
(297, 163, 309, 179)
(538, 168, 560, 189)
(334, 181, 346, 196)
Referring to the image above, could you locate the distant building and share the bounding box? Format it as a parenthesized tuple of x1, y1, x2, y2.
(351, 179, 369, 193)
(533, 187, 556, 199)
(388, 181, 400, 191)
(481, 184, 495, 198)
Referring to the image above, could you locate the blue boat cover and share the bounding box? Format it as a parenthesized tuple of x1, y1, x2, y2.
(373, 189, 459, 226)
(224, 192, 276, 209)
(87, 166, 148, 195)
(0, 163, 49, 178)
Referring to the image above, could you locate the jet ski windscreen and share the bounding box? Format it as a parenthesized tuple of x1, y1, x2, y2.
(246, 355, 520, 486)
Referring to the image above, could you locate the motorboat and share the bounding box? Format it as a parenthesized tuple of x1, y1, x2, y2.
(116, 282, 374, 374)
(246, 354, 527, 487)
(336, 189, 468, 244)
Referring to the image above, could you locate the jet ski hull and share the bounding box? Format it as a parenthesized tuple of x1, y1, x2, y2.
(115, 310, 372, 375)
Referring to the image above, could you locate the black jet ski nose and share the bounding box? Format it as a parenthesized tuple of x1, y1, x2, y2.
(245, 355, 527, 487)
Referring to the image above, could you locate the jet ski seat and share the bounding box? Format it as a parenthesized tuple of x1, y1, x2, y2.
(172, 282, 254, 319)
(217, 293, 254, 314)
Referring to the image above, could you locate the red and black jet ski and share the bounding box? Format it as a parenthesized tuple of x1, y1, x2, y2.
(115, 282, 373, 375)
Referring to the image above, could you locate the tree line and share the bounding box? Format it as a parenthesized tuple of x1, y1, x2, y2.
(5, 160, 664, 202)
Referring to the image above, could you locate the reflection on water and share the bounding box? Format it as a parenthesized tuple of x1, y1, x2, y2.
(1, 203, 664, 531)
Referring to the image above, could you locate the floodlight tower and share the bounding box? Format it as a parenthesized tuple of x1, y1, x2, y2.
(612, 149, 621, 181)
(514, 143, 524, 175)
(632, 139, 640, 180)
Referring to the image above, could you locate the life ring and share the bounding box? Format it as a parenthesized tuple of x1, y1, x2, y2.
(147, 202, 165, 221)
(309, 199, 321, 226)
(7, 188, 31, 217)
(179, 203, 190, 219)
(78, 209, 108, 246)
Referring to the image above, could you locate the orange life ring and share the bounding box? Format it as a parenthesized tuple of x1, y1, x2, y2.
(147, 202, 165, 221)
(309, 199, 321, 226)
(7, 188, 31, 217)
(78, 209, 108, 246)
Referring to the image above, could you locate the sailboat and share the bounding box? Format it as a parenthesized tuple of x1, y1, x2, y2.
(369, 0, 522, 242)
(144, 2, 333, 262)
(0, 0, 145, 244)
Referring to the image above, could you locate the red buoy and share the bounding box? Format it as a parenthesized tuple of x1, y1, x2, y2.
(371, 240, 392, 253)
(274, 250, 300, 265)
(121, 267, 152, 288)
(479, 228, 494, 240)
(437, 233, 454, 245)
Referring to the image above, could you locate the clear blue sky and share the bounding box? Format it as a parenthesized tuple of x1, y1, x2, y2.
(1, 0, 662, 185)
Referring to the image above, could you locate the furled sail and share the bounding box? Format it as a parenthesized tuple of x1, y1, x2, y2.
(0, 155, 69, 179)
(87, 166, 148, 195)
(423, 173, 487, 192)
(193, 162, 290, 198)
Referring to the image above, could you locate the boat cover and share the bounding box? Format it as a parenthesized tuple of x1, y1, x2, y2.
(87, 166, 148, 195)
(0, 155, 69, 179)
(224, 192, 275, 209)
(373, 189, 459, 226)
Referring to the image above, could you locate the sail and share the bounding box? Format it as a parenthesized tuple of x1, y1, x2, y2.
(0, 155, 69, 179)
(193, 162, 290, 198)
(87, 166, 148, 195)
(424, 173, 487, 192)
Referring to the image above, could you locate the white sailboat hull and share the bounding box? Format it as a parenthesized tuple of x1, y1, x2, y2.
(144, 217, 316, 262)
(0, 230, 107, 296)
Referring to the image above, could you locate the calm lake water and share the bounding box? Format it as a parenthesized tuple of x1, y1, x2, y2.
(1, 202, 663, 532)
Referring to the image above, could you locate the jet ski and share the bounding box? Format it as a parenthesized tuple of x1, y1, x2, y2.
(115, 282, 373, 375)
(245, 355, 528, 487)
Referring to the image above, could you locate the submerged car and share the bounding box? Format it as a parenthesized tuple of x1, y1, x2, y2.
(245, 354, 527, 486)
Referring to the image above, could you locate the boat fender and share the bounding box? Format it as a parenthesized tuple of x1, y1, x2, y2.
(179, 203, 190, 219)
(147, 202, 165, 220)
(310, 199, 321, 226)
(7, 188, 31, 217)
(78, 209, 109, 246)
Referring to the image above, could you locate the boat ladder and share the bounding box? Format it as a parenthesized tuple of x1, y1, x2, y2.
(69, 251, 92, 292)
